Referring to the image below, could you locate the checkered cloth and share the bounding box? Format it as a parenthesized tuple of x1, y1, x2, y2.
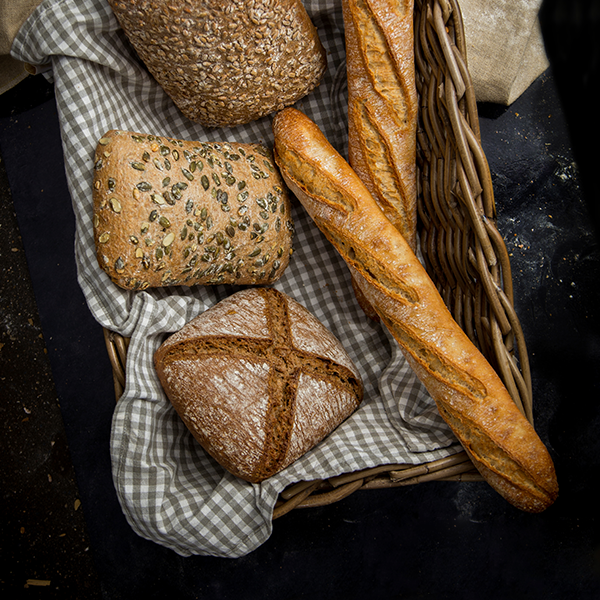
(12, 0, 462, 557)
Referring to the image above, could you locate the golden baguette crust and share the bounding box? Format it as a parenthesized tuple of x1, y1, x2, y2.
(343, 0, 417, 250)
(272, 107, 558, 513)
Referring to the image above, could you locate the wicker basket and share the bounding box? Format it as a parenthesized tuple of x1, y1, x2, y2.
(103, 0, 532, 519)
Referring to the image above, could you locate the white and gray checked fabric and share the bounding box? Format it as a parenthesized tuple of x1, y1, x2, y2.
(13, 0, 462, 557)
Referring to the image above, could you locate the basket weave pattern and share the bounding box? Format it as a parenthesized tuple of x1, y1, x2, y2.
(103, 0, 532, 519)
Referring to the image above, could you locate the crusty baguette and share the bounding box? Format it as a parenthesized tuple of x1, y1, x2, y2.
(93, 130, 293, 290)
(108, 0, 327, 128)
(272, 107, 558, 513)
(343, 0, 418, 250)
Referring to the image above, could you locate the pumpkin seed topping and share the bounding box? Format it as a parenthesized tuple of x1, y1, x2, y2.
(109, 198, 122, 213)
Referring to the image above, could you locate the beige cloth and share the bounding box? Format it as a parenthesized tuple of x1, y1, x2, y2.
(460, 0, 549, 105)
(0, 0, 549, 100)
(0, 0, 42, 94)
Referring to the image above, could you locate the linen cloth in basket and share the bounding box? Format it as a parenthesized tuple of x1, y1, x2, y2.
(9, 0, 530, 557)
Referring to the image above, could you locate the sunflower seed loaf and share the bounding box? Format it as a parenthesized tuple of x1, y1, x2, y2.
(93, 130, 294, 290)
(107, 0, 327, 128)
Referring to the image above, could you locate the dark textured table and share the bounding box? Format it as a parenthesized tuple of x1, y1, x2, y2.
(1, 63, 599, 598)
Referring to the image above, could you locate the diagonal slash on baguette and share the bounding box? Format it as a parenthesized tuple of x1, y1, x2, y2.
(272, 107, 558, 513)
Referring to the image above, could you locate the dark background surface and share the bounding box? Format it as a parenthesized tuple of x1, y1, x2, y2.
(2, 17, 600, 600)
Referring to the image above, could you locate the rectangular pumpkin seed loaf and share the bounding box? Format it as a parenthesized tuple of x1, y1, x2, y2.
(92, 130, 294, 290)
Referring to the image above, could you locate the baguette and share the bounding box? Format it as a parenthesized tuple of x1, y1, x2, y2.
(343, 0, 418, 250)
(93, 130, 293, 290)
(272, 107, 558, 513)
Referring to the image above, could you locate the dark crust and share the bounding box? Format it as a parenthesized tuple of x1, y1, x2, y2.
(157, 288, 363, 481)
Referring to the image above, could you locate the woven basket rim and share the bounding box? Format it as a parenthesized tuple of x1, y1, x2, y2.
(102, 0, 532, 517)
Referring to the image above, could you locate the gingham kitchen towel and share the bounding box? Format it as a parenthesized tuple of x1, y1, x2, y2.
(12, 0, 465, 557)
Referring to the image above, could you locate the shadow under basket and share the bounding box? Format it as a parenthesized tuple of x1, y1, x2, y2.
(102, 0, 533, 520)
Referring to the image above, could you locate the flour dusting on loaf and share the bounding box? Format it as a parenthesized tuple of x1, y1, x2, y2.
(154, 288, 363, 483)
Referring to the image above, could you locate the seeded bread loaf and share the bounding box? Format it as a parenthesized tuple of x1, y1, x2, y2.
(108, 0, 327, 128)
(154, 287, 363, 483)
(343, 0, 418, 251)
(272, 108, 558, 512)
(93, 130, 293, 290)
